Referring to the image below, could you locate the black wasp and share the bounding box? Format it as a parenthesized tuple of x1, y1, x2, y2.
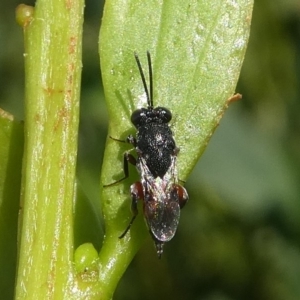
(104, 51, 188, 258)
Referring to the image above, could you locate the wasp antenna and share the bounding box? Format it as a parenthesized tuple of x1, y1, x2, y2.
(134, 52, 152, 108)
(147, 51, 154, 108)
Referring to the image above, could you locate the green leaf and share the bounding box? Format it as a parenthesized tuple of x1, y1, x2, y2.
(0, 109, 24, 300)
(99, 0, 253, 297)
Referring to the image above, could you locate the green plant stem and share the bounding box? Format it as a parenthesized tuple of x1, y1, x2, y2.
(15, 1, 84, 298)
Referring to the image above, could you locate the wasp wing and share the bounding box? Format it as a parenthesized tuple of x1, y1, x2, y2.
(144, 197, 180, 242)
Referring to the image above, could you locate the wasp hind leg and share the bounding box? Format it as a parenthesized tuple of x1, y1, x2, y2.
(119, 181, 144, 239)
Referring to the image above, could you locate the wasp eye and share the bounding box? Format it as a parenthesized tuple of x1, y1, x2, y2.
(154, 107, 172, 123)
(131, 108, 145, 126)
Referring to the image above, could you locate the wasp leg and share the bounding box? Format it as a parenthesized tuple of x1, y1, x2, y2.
(119, 181, 144, 238)
(108, 134, 137, 147)
(127, 134, 137, 147)
(171, 184, 189, 209)
(103, 153, 136, 187)
(108, 135, 126, 143)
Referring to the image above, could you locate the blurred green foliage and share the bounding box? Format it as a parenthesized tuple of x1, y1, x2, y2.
(0, 0, 300, 299)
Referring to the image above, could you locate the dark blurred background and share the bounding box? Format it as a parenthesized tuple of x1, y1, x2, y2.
(1, 1, 300, 299)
